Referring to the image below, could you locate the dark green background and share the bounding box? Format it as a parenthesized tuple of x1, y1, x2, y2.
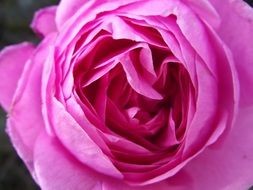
(0, 0, 252, 190)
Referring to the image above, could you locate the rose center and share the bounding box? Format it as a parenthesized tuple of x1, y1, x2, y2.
(73, 37, 192, 149)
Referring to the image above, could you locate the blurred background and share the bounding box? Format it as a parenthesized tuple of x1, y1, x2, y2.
(0, 0, 252, 189)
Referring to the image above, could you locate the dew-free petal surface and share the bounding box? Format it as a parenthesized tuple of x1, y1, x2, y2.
(34, 131, 103, 190)
(31, 6, 58, 37)
(0, 43, 34, 110)
(181, 106, 253, 190)
(6, 35, 55, 176)
(210, 0, 253, 106)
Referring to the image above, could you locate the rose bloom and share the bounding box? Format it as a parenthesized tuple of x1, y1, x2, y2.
(0, 0, 253, 189)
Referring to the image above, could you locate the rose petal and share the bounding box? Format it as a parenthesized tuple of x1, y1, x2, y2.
(56, 0, 93, 28)
(34, 131, 102, 190)
(182, 0, 221, 28)
(120, 52, 162, 100)
(181, 106, 253, 190)
(31, 6, 58, 37)
(210, 0, 253, 106)
(103, 175, 187, 190)
(0, 42, 34, 110)
(49, 97, 123, 179)
(55, 0, 148, 52)
(5, 36, 55, 179)
(34, 130, 187, 190)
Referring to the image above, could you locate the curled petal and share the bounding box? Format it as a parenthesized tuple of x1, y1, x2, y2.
(49, 98, 123, 179)
(34, 131, 103, 190)
(34, 131, 190, 190)
(31, 6, 58, 37)
(181, 106, 253, 190)
(210, 0, 253, 106)
(6, 35, 55, 176)
(0, 42, 34, 110)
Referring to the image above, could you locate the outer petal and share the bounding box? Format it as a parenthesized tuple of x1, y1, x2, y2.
(6, 35, 55, 176)
(210, 0, 253, 106)
(34, 131, 192, 190)
(31, 6, 58, 37)
(55, 0, 142, 29)
(56, 0, 90, 28)
(49, 98, 123, 179)
(181, 106, 253, 190)
(182, 0, 221, 28)
(34, 131, 103, 190)
(103, 171, 193, 190)
(0, 42, 34, 111)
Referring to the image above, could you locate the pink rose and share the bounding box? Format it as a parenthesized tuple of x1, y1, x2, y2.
(0, 0, 253, 189)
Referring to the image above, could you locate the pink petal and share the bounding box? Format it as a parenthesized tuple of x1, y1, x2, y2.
(55, 0, 143, 52)
(120, 53, 162, 100)
(34, 131, 103, 190)
(181, 106, 253, 190)
(34, 130, 186, 190)
(175, 2, 218, 78)
(56, 0, 143, 29)
(31, 6, 58, 37)
(49, 97, 123, 179)
(56, 0, 93, 28)
(6, 35, 55, 175)
(103, 176, 185, 190)
(182, 0, 220, 28)
(210, 0, 253, 106)
(0, 42, 34, 111)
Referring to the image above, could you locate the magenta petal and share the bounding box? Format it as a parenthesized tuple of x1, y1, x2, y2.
(103, 179, 174, 190)
(103, 168, 195, 190)
(34, 131, 103, 190)
(6, 35, 55, 175)
(31, 6, 57, 37)
(0, 42, 34, 111)
(34, 131, 187, 190)
(210, 0, 253, 106)
(120, 53, 162, 100)
(182, 0, 220, 28)
(182, 106, 253, 190)
(56, 0, 92, 28)
(50, 98, 123, 179)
